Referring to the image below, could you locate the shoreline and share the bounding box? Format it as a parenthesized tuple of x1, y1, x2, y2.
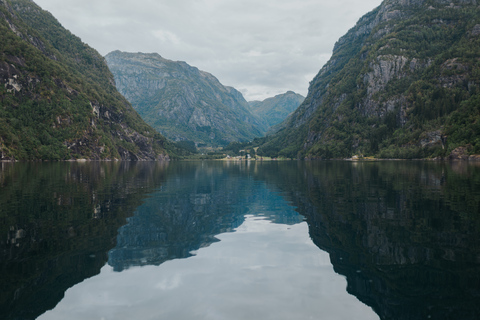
(2, 155, 480, 163)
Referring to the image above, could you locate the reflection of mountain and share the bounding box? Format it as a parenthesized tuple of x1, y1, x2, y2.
(108, 162, 304, 272)
(2, 161, 478, 320)
(0, 162, 167, 320)
(258, 161, 480, 320)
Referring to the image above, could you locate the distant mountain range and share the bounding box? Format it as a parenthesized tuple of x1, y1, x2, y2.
(249, 91, 304, 129)
(259, 0, 480, 159)
(105, 51, 268, 147)
(0, 0, 171, 160)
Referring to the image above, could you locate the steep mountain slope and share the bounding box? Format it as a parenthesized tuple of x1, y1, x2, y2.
(0, 0, 172, 160)
(105, 51, 267, 147)
(248, 91, 304, 129)
(259, 0, 480, 159)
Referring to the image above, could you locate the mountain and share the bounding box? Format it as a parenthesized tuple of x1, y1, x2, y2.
(105, 51, 268, 147)
(259, 0, 480, 159)
(0, 0, 172, 161)
(248, 91, 304, 129)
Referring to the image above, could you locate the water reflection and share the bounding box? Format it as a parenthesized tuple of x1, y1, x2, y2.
(0, 162, 168, 320)
(108, 162, 304, 271)
(258, 161, 480, 320)
(1, 161, 479, 319)
(39, 169, 377, 320)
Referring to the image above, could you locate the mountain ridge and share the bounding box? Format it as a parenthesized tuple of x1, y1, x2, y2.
(105, 50, 267, 147)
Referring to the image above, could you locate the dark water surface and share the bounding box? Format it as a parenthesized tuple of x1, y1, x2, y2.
(1, 161, 479, 320)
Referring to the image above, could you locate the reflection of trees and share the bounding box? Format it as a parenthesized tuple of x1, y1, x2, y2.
(256, 161, 480, 320)
(0, 162, 168, 320)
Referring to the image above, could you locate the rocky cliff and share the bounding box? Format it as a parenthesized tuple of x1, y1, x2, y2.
(105, 51, 267, 147)
(0, 0, 171, 160)
(259, 0, 480, 159)
(248, 91, 305, 129)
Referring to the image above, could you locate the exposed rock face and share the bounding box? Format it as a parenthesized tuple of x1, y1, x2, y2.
(448, 146, 480, 160)
(419, 130, 445, 148)
(260, 0, 480, 159)
(472, 24, 480, 36)
(0, 0, 170, 161)
(105, 51, 267, 147)
(364, 55, 409, 96)
(248, 91, 305, 129)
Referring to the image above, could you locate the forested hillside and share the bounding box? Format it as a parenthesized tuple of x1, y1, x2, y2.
(259, 0, 480, 160)
(0, 0, 172, 160)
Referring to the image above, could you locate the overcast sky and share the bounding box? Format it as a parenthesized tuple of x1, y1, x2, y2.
(34, 0, 383, 101)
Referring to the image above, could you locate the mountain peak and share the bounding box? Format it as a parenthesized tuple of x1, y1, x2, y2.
(248, 91, 305, 129)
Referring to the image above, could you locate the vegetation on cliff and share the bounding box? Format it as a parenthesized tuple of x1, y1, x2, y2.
(258, 0, 480, 160)
(0, 0, 174, 160)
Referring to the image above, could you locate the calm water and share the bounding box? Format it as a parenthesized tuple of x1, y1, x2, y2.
(1, 161, 479, 320)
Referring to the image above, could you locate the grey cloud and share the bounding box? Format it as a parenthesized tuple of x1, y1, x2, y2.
(35, 0, 383, 100)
